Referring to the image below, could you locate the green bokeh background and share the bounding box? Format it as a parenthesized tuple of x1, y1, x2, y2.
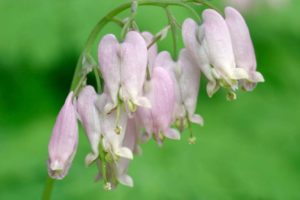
(0, 0, 299, 199)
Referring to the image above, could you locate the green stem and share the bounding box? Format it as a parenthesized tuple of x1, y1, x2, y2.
(93, 66, 102, 93)
(41, 176, 54, 200)
(165, 7, 178, 58)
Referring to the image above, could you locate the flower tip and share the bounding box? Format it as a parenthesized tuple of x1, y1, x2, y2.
(116, 147, 133, 160)
(189, 114, 204, 126)
(118, 174, 134, 187)
(85, 153, 98, 167)
(164, 129, 181, 140)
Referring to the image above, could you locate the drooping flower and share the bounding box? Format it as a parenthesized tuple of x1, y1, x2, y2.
(96, 93, 133, 161)
(154, 49, 203, 131)
(98, 31, 150, 113)
(225, 7, 264, 91)
(182, 9, 249, 97)
(48, 91, 78, 179)
(138, 67, 180, 144)
(76, 85, 101, 165)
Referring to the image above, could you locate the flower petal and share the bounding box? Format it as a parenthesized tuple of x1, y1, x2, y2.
(48, 92, 78, 179)
(178, 49, 201, 119)
(164, 128, 181, 140)
(120, 31, 148, 105)
(225, 7, 264, 90)
(98, 34, 121, 109)
(77, 86, 101, 163)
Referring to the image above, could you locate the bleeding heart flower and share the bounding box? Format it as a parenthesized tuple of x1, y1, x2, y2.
(225, 7, 264, 91)
(95, 93, 133, 161)
(154, 50, 203, 131)
(98, 31, 150, 113)
(182, 9, 249, 97)
(48, 92, 78, 179)
(138, 67, 180, 144)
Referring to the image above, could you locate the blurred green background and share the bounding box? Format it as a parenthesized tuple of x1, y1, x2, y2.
(1, 0, 300, 199)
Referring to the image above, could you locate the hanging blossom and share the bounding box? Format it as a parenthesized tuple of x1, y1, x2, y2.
(98, 31, 150, 114)
(154, 49, 203, 132)
(138, 67, 180, 144)
(225, 7, 264, 91)
(182, 7, 264, 98)
(46, 1, 265, 192)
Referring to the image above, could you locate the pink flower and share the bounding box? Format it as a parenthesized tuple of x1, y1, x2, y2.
(225, 7, 264, 91)
(48, 92, 78, 179)
(138, 67, 180, 144)
(98, 31, 150, 113)
(154, 49, 203, 130)
(182, 9, 249, 97)
(95, 93, 133, 160)
(76, 86, 101, 165)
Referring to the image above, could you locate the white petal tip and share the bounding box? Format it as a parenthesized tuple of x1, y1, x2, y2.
(189, 114, 204, 126)
(164, 129, 181, 140)
(118, 174, 134, 187)
(116, 147, 134, 160)
(134, 97, 151, 108)
(85, 153, 98, 166)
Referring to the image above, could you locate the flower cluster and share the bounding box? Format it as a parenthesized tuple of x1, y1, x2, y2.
(47, 6, 264, 189)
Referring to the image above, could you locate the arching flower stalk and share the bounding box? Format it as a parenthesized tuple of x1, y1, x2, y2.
(44, 1, 264, 198)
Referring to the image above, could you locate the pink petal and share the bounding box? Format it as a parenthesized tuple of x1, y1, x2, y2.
(48, 92, 78, 179)
(98, 34, 121, 108)
(178, 49, 201, 122)
(155, 51, 182, 121)
(225, 7, 264, 90)
(77, 86, 101, 164)
(182, 18, 217, 96)
(121, 31, 148, 106)
(150, 67, 176, 140)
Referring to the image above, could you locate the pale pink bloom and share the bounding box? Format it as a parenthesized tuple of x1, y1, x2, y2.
(138, 67, 180, 144)
(98, 31, 150, 113)
(182, 9, 248, 97)
(76, 86, 101, 165)
(154, 50, 203, 129)
(225, 7, 264, 91)
(48, 92, 78, 179)
(96, 93, 133, 160)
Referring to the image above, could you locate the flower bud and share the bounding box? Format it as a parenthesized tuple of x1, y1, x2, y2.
(48, 92, 78, 179)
